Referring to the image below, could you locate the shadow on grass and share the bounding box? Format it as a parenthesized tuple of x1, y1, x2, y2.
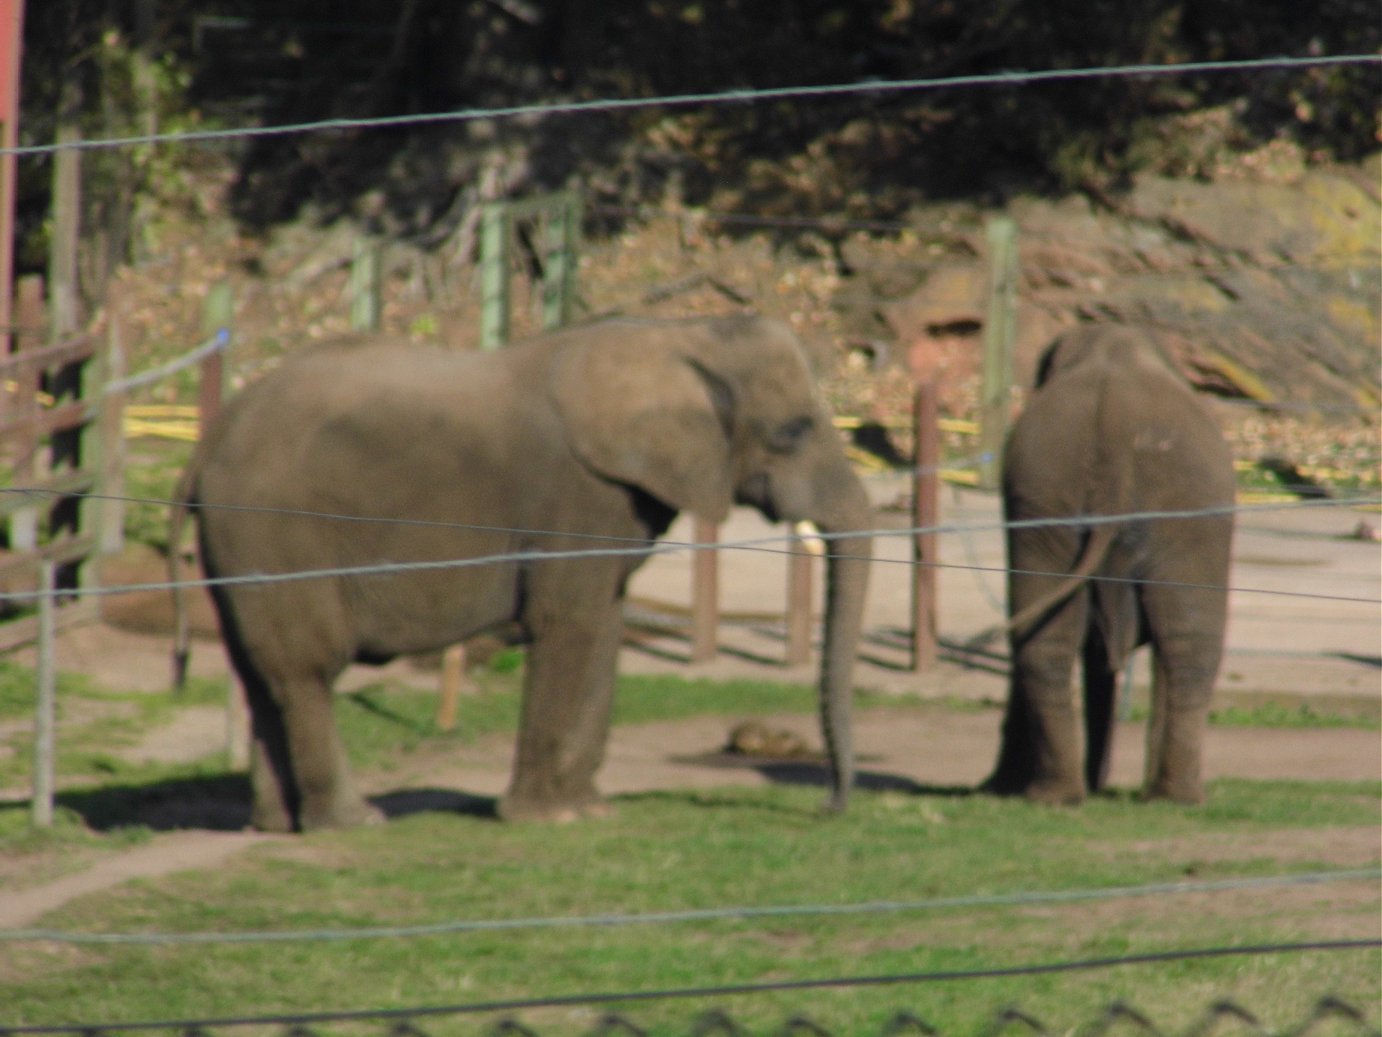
(52, 773, 254, 832)
(371, 787, 498, 821)
(674, 751, 976, 799)
(33, 776, 500, 833)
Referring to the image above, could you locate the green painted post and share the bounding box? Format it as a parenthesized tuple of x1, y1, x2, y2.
(97, 295, 127, 556)
(979, 217, 1018, 490)
(200, 281, 233, 420)
(350, 237, 381, 332)
(542, 192, 580, 330)
(480, 203, 510, 350)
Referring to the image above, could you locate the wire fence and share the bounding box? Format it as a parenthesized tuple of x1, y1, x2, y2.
(1, 46, 1377, 1037)
(6, 54, 1379, 159)
(0, 488, 1375, 610)
(3, 869, 1375, 947)
(1, 977, 1377, 1036)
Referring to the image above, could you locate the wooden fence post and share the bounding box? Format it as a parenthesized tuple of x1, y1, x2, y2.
(8, 275, 42, 552)
(978, 217, 1017, 490)
(690, 517, 719, 662)
(196, 282, 243, 763)
(911, 381, 940, 671)
(48, 93, 81, 341)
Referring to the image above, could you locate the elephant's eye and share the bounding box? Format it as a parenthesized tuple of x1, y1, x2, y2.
(768, 415, 815, 453)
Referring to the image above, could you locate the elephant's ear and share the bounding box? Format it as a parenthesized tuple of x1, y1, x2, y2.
(549, 337, 734, 522)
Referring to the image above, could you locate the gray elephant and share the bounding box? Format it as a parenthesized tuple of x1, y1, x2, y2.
(172, 315, 872, 831)
(982, 325, 1235, 805)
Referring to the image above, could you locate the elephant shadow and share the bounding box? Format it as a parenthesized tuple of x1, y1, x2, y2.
(673, 750, 975, 799)
(370, 787, 498, 821)
(21, 765, 968, 835)
(43, 773, 255, 833)
(34, 776, 499, 834)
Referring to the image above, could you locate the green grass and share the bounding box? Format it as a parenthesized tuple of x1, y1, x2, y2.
(1, 782, 1376, 1033)
(0, 664, 1377, 1034)
(0, 660, 228, 800)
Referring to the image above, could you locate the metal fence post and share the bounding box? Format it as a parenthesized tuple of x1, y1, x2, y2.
(979, 217, 1017, 490)
(31, 560, 56, 828)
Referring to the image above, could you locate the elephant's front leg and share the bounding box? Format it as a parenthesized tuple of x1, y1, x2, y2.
(500, 570, 625, 822)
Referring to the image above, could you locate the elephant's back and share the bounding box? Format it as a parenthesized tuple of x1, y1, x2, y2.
(192, 343, 555, 537)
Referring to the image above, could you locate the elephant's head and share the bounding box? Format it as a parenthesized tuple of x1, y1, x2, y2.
(549, 314, 873, 811)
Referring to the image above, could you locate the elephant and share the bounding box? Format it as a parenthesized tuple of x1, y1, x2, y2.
(982, 324, 1235, 806)
(170, 314, 873, 832)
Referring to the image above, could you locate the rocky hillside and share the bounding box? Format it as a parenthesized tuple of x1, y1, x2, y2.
(105, 147, 1379, 499)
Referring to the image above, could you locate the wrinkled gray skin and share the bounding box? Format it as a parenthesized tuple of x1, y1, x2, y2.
(173, 315, 872, 831)
(983, 325, 1234, 806)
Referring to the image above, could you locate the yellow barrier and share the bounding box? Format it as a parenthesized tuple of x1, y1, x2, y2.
(834, 415, 979, 436)
(123, 418, 200, 442)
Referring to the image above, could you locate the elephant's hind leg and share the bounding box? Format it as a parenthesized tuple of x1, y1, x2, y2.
(276, 671, 384, 831)
(1142, 644, 1213, 804)
(237, 671, 296, 833)
(1008, 596, 1091, 806)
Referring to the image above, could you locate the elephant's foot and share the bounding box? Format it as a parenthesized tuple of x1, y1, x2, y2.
(979, 770, 1028, 797)
(298, 797, 387, 832)
(249, 802, 295, 833)
(1142, 780, 1205, 806)
(1023, 778, 1086, 807)
(497, 792, 612, 823)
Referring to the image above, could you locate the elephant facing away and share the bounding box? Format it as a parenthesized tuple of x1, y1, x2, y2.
(983, 325, 1235, 806)
(172, 315, 872, 832)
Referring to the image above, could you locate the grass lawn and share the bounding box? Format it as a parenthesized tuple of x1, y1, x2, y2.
(0, 668, 1377, 1035)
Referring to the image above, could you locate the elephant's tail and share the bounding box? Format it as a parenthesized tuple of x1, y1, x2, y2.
(169, 465, 199, 692)
(968, 522, 1119, 648)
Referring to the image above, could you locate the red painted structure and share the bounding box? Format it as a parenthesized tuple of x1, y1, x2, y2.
(0, 0, 24, 355)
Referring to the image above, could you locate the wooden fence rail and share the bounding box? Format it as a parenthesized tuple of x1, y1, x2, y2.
(0, 306, 105, 654)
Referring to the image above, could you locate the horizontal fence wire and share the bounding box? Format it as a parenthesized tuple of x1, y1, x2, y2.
(0, 491, 1376, 609)
(1, 949, 1377, 1034)
(5, 54, 1379, 159)
(102, 330, 229, 396)
(3, 869, 1374, 946)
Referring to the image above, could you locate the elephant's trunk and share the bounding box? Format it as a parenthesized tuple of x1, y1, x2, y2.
(810, 473, 873, 814)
